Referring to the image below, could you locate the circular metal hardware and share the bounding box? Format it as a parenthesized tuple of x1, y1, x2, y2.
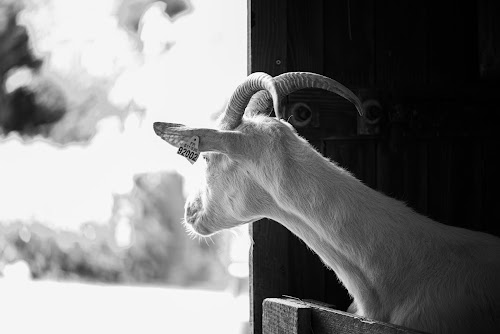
(289, 102, 312, 127)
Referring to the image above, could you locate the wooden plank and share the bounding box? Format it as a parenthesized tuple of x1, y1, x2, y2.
(262, 298, 311, 334)
(426, 139, 453, 225)
(286, 233, 327, 301)
(250, 2, 500, 334)
(448, 138, 484, 230)
(306, 300, 428, 334)
(427, 0, 479, 84)
(286, 0, 324, 72)
(415, 141, 429, 215)
(248, 0, 287, 75)
(249, 0, 288, 333)
(401, 140, 419, 210)
(376, 139, 405, 200)
(375, 0, 427, 88)
(263, 298, 427, 334)
(482, 138, 500, 236)
(478, 0, 500, 78)
(250, 221, 291, 334)
(323, 0, 375, 87)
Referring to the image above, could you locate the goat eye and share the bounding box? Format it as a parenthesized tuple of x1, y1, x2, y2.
(202, 154, 209, 162)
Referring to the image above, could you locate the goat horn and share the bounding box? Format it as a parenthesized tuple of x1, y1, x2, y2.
(245, 72, 364, 118)
(274, 72, 364, 116)
(220, 72, 279, 129)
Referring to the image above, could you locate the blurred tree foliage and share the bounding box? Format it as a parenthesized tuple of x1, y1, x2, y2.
(0, 1, 40, 76)
(0, 0, 58, 136)
(117, 0, 192, 33)
(0, 0, 166, 142)
(0, 171, 230, 287)
(0, 0, 231, 289)
(0, 0, 193, 142)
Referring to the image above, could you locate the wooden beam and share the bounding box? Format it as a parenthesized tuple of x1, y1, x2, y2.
(248, 0, 287, 75)
(248, 0, 288, 333)
(263, 298, 428, 334)
(305, 299, 427, 334)
(262, 298, 311, 334)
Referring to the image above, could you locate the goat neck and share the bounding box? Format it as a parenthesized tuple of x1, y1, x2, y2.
(255, 126, 500, 332)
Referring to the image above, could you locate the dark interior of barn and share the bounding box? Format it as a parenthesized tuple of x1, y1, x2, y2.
(249, 0, 500, 333)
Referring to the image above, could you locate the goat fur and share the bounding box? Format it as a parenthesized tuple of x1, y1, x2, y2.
(154, 113, 500, 334)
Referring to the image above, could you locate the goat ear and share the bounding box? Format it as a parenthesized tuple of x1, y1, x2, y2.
(153, 122, 243, 155)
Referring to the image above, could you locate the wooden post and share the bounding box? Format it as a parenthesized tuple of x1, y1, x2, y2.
(248, 0, 288, 333)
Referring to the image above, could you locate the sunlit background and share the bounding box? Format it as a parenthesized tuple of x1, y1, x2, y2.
(0, 0, 250, 333)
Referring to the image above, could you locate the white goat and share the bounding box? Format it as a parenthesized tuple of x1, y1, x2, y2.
(153, 72, 500, 334)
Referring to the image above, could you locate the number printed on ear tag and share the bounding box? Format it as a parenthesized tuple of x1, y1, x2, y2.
(177, 136, 200, 164)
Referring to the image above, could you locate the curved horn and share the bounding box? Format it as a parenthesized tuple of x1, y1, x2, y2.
(275, 72, 364, 116)
(245, 72, 364, 118)
(245, 90, 273, 117)
(219, 72, 280, 129)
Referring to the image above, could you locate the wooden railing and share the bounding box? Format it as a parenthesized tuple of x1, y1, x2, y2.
(262, 298, 428, 334)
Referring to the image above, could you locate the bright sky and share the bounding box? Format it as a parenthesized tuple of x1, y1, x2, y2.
(0, 0, 247, 230)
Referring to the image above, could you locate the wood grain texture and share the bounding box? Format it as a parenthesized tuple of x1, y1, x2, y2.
(248, 0, 288, 333)
(262, 298, 311, 334)
(263, 298, 427, 334)
(249, 0, 500, 333)
(374, 0, 428, 89)
(426, 0, 479, 85)
(309, 303, 427, 334)
(478, 0, 500, 78)
(482, 138, 500, 236)
(250, 222, 291, 334)
(286, 0, 323, 72)
(323, 0, 375, 87)
(248, 0, 287, 75)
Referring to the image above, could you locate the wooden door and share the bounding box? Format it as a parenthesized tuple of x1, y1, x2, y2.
(249, 0, 500, 333)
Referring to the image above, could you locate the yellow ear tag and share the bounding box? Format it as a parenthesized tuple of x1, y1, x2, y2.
(177, 136, 200, 164)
